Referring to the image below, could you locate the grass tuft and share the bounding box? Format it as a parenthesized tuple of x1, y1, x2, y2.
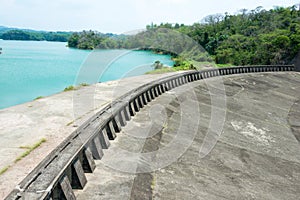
(79, 83, 89, 87)
(19, 145, 31, 149)
(63, 83, 90, 92)
(0, 165, 10, 176)
(146, 67, 176, 74)
(15, 138, 47, 163)
(34, 96, 43, 100)
(64, 85, 76, 92)
(66, 121, 74, 126)
(151, 175, 156, 190)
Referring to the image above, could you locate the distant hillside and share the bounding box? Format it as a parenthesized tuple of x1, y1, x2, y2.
(0, 26, 16, 34)
(0, 26, 72, 42)
(68, 5, 300, 66)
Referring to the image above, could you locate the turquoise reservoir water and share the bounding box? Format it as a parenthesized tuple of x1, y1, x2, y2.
(0, 40, 174, 109)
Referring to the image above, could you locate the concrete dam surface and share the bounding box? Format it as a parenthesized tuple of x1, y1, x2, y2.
(74, 72, 300, 200)
(1, 68, 300, 199)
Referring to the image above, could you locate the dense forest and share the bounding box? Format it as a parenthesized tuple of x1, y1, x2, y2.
(0, 29, 72, 42)
(68, 5, 300, 66)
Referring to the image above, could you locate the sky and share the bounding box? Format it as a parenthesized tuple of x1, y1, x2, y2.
(0, 0, 299, 33)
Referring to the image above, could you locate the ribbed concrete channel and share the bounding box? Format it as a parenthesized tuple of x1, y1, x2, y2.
(74, 72, 300, 200)
(0, 71, 187, 199)
(5, 66, 300, 199)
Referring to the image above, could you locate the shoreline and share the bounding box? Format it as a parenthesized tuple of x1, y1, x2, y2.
(0, 71, 186, 199)
(0, 41, 174, 110)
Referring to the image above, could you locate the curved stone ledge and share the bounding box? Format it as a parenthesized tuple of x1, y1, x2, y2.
(5, 65, 296, 200)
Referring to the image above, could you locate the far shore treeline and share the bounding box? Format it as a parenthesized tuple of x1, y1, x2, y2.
(0, 28, 72, 42)
(1, 5, 300, 67)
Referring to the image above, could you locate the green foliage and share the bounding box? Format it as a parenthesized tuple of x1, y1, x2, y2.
(146, 67, 176, 74)
(63, 85, 76, 92)
(146, 5, 300, 65)
(173, 57, 196, 70)
(63, 83, 89, 92)
(215, 34, 256, 65)
(34, 96, 43, 100)
(67, 31, 113, 49)
(68, 33, 80, 47)
(152, 61, 164, 70)
(79, 83, 89, 87)
(255, 30, 292, 64)
(68, 5, 300, 66)
(0, 165, 10, 176)
(68, 28, 213, 65)
(0, 29, 71, 42)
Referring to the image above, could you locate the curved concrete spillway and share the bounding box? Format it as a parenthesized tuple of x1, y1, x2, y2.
(5, 65, 299, 200)
(77, 72, 300, 200)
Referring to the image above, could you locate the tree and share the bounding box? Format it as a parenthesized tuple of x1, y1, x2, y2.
(152, 61, 164, 69)
(68, 33, 79, 48)
(66, 5, 300, 66)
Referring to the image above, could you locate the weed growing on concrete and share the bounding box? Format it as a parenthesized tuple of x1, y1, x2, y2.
(146, 67, 176, 74)
(0, 165, 10, 176)
(151, 175, 156, 190)
(66, 121, 74, 126)
(64, 85, 76, 92)
(79, 83, 89, 87)
(63, 83, 89, 92)
(15, 138, 47, 163)
(34, 96, 43, 100)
